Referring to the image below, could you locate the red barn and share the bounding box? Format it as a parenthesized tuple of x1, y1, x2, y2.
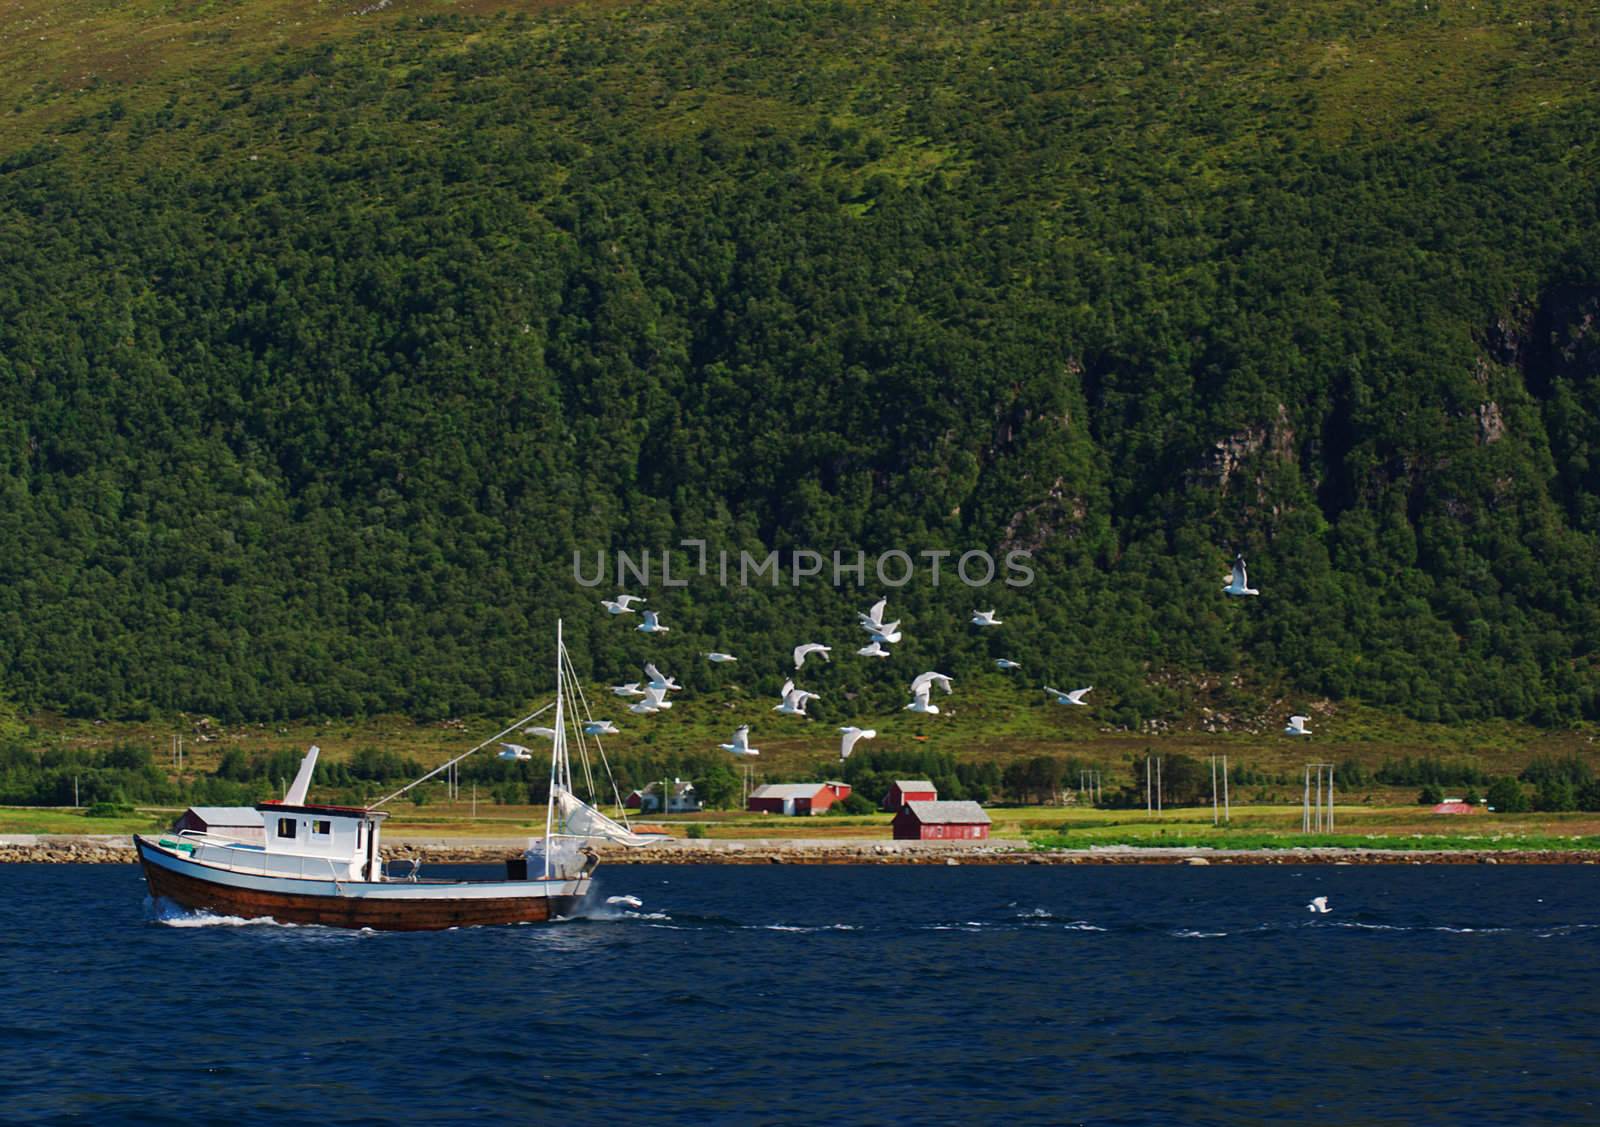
(882, 779, 938, 812)
(747, 781, 852, 816)
(892, 800, 991, 841)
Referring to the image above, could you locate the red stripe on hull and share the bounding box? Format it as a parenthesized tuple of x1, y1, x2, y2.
(141, 852, 580, 931)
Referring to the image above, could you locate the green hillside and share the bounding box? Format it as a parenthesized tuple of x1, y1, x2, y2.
(1, 0, 1598, 728)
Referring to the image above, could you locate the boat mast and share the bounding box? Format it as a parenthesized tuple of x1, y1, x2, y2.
(543, 618, 563, 878)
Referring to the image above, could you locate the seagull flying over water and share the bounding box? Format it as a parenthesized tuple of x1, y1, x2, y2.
(636, 609, 670, 633)
(793, 643, 832, 670)
(1222, 554, 1259, 597)
(1045, 686, 1092, 707)
(857, 597, 890, 632)
(838, 726, 877, 760)
(1284, 714, 1312, 737)
(601, 594, 645, 615)
(718, 724, 760, 757)
(904, 684, 941, 715)
(629, 685, 673, 714)
(644, 663, 680, 692)
(611, 682, 646, 697)
(607, 894, 644, 909)
(1308, 896, 1330, 914)
(583, 719, 620, 736)
(995, 659, 1022, 671)
(703, 652, 739, 663)
(773, 679, 820, 716)
(497, 743, 534, 761)
(857, 640, 892, 659)
(971, 609, 1002, 627)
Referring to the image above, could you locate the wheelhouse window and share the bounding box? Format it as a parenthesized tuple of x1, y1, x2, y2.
(276, 817, 297, 839)
(312, 820, 332, 836)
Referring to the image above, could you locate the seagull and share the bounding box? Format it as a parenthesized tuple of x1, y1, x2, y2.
(1284, 715, 1312, 737)
(1222, 554, 1259, 597)
(910, 671, 954, 697)
(703, 652, 739, 663)
(583, 720, 620, 736)
(994, 659, 1022, 670)
(497, 743, 534, 761)
(1045, 686, 1092, 707)
(793, 643, 832, 669)
(971, 609, 1002, 627)
(636, 609, 670, 633)
(524, 726, 558, 739)
(773, 679, 820, 716)
(838, 726, 877, 760)
(718, 724, 760, 757)
(601, 594, 645, 615)
(860, 617, 903, 644)
(857, 640, 892, 659)
(643, 663, 680, 692)
(857, 597, 890, 631)
(611, 682, 646, 697)
(629, 685, 673, 714)
(904, 684, 940, 715)
(1308, 896, 1330, 914)
(606, 894, 643, 909)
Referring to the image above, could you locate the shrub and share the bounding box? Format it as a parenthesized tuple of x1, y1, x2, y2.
(1486, 777, 1530, 813)
(686, 824, 706, 839)
(84, 801, 134, 818)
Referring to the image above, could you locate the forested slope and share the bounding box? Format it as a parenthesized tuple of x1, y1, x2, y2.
(1, 0, 1598, 725)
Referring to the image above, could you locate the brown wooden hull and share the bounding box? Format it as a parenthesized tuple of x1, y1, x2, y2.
(140, 848, 584, 931)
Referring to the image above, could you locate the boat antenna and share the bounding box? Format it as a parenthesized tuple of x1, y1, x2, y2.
(368, 699, 555, 809)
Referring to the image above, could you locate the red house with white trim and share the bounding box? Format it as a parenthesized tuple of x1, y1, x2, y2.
(882, 779, 937, 812)
(892, 800, 991, 841)
(747, 781, 852, 816)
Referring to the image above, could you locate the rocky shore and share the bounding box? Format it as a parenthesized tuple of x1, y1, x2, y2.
(3, 833, 1597, 866)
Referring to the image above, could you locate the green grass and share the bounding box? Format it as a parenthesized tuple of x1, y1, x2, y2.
(0, 806, 167, 835)
(1028, 829, 1600, 852)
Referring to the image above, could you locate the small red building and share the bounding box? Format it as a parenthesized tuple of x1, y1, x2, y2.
(892, 800, 991, 841)
(882, 779, 938, 812)
(172, 806, 265, 843)
(748, 781, 852, 816)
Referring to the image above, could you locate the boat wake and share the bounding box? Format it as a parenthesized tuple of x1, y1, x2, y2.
(146, 897, 290, 928)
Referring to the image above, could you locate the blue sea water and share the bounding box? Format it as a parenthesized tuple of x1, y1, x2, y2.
(2, 862, 1598, 1125)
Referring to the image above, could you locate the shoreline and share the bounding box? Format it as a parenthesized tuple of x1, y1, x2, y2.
(3, 834, 1597, 866)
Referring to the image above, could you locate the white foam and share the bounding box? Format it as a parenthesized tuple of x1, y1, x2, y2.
(754, 923, 860, 932)
(156, 909, 289, 928)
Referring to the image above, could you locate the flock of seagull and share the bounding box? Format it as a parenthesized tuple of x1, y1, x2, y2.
(513, 591, 1095, 765)
(497, 552, 1310, 764)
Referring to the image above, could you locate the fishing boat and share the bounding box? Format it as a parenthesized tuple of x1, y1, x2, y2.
(135, 622, 664, 930)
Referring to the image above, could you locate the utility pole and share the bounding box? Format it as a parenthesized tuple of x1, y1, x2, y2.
(1212, 756, 1219, 826)
(1156, 756, 1163, 814)
(1222, 756, 1230, 822)
(74, 775, 79, 808)
(1146, 756, 1152, 815)
(1304, 763, 1333, 833)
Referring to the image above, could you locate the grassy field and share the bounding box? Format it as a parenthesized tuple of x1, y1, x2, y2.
(14, 674, 1598, 788)
(0, 806, 167, 836)
(8, 797, 1599, 851)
